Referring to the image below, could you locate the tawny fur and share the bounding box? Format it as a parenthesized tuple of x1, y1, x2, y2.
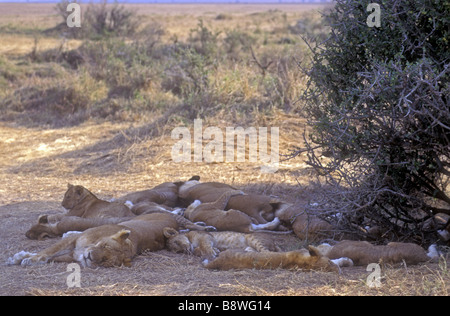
(318, 240, 435, 266)
(130, 201, 215, 231)
(25, 215, 133, 240)
(11, 213, 179, 268)
(116, 182, 179, 207)
(273, 201, 336, 241)
(26, 204, 213, 240)
(184, 190, 281, 233)
(62, 184, 134, 218)
(291, 213, 334, 241)
(164, 228, 280, 259)
(204, 247, 338, 272)
(130, 201, 174, 215)
(178, 180, 290, 224)
(25, 183, 135, 240)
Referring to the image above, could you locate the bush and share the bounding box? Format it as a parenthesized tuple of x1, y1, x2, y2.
(1, 69, 107, 127)
(188, 19, 221, 60)
(1, 10, 314, 127)
(55, 0, 139, 39)
(297, 0, 450, 243)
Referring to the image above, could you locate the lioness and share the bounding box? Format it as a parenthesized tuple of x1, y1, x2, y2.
(25, 215, 133, 240)
(178, 179, 290, 224)
(317, 240, 439, 266)
(129, 201, 182, 216)
(9, 213, 179, 268)
(26, 206, 215, 240)
(163, 228, 280, 259)
(62, 184, 134, 218)
(184, 190, 281, 233)
(203, 247, 338, 272)
(116, 182, 179, 207)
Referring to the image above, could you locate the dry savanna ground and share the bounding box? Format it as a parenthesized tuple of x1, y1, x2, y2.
(0, 3, 449, 296)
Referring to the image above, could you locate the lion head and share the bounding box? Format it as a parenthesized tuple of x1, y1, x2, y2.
(74, 227, 134, 268)
(26, 215, 58, 240)
(62, 184, 90, 210)
(163, 227, 193, 254)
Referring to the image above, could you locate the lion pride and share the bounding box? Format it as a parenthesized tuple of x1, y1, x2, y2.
(26, 204, 215, 240)
(184, 190, 282, 233)
(177, 179, 290, 225)
(9, 213, 179, 268)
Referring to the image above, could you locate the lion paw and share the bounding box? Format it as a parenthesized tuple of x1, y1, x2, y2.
(62, 231, 83, 239)
(202, 258, 210, 266)
(124, 200, 134, 209)
(205, 226, 217, 232)
(331, 257, 353, 268)
(6, 251, 37, 266)
(21, 255, 47, 266)
(171, 208, 185, 216)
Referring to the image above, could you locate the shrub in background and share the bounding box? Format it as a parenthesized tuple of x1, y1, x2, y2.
(55, 0, 139, 39)
(297, 0, 450, 243)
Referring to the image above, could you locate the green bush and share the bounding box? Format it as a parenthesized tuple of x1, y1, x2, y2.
(1, 69, 107, 127)
(1, 11, 314, 127)
(299, 0, 450, 242)
(55, 0, 139, 39)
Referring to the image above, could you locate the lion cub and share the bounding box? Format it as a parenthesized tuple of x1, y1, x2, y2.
(163, 228, 280, 260)
(203, 248, 338, 272)
(183, 190, 281, 233)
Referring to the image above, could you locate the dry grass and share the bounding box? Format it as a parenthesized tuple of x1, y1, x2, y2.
(0, 3, 449, 296)
(0, 3, 324, 55)
(1, 118, 449, 296)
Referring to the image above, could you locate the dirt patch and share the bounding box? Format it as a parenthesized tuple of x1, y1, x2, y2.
(0, 121, 449, 296)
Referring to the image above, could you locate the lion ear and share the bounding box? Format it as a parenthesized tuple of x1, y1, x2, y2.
(163, 227, 179, 238)
(74, 186, 83, 195)
(308, 245, 322, 257)
(67, 183, 73, 189)
(38, 215, 49, 224)
(112, 229, 131, 243)
(173, 181, 184, 188)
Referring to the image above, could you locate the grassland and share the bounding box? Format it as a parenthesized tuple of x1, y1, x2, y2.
(0, 2, 330, 126)
(0, 2, 448, 296)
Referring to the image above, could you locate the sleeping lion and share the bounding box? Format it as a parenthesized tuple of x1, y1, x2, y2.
(9, 213, 179, 268)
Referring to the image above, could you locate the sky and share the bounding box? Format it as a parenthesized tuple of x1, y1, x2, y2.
(0, 0, 332, 3)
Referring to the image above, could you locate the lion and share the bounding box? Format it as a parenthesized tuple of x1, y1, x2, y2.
(177, 179, 291, 225)
(26, 205, 215, 240)
(290, 213, 334, 241)
(25, 215, 134, 240)
(203, 247, 339, 272)
(9, 213, 180, 268)
(163, 228, 280, 259)
(183, 190, 282, 233)
(62, 184, 134, 218)
(129, 201, 183, 216)
(116, 182, 179, 207)
(316, 240, 440, 266)
(178, 178, 335, 240)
